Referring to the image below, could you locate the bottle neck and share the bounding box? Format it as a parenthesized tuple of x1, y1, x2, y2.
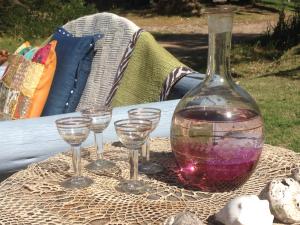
(206, 13, 233, 83)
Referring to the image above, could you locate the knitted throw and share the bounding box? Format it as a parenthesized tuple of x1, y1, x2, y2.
(110, 31, 193, 107)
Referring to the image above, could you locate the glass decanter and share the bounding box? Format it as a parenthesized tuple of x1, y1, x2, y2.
(170, 6, 264, 192)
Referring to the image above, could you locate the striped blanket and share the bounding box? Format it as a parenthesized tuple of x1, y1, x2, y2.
(106, 30, 194, 107)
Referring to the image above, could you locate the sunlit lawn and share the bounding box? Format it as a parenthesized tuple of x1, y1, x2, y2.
(0, 36, 44, 53)
(260, 0, 297, 11)
(240, 76, 300, 152)
(233, 44, 300, 152)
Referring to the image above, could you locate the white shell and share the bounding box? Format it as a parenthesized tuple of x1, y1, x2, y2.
(164, 212, 204, 225)
(292, 168, 300, 182)
(215, 195, 274, 225)
(267, 177, 300, 223)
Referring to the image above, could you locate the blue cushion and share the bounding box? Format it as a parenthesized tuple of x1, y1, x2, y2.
(167, 72, 205, 100)
(42, 27, 103, 116)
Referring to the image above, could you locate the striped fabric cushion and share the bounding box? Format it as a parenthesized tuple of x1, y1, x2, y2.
(63, 13, 140, 109)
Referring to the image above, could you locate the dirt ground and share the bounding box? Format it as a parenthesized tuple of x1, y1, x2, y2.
(124, 6, 279, 71)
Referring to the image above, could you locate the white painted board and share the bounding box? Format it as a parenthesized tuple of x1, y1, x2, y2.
(0, 100, 179, 173)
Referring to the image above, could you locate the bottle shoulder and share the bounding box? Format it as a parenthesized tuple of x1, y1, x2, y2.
(175, 77, 261, 116)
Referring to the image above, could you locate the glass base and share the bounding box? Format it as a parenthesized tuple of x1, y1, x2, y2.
(63, 147, 90, 159)
(116, 180, 150, 195)
(61, 176, 93, 189)
(86, 159, 116, 171)
(139, 162, 164, 175)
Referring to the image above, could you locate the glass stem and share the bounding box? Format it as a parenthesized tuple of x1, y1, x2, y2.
(146, 138, 150, 161)
(72, 145, 82, 177)
(141, 137, 150, 162)
(129, 149, 139, 181)
(94, 132, 104, 160)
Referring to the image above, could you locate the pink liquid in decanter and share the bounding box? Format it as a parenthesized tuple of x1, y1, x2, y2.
(171, 107, 264, 192)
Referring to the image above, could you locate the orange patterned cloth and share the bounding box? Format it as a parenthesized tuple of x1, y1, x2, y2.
(28, 42, 57, 117)
(0, 41, 57, 119)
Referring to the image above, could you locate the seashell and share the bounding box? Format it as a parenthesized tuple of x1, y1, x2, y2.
(266, 177, 300, 224)
(164, 211, 204, 225)
(215, 195, 274, 225)
(292, 168, 300, 182)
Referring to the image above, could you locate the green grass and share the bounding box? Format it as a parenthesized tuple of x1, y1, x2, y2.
(232, 43, 300, 152)
(240, 76, 300, 152)
(260, 0, 298, 11)
(0, 36, 45, 52)
(154, 32, 300, 152)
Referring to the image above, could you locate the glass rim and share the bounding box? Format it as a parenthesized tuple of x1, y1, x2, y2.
(81, 106, 112, 115)
(128, 114, 160, 121)
(128, 108, 161, 119)
(128, 107, 161, 114)
(55, 116, 92, 128)
(114, 118, 152, 125)
(114, 118, 152, 131)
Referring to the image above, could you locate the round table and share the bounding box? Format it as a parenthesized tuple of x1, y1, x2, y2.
(0, 138, 299, 225)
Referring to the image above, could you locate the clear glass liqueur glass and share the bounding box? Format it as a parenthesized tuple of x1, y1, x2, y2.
(81, 106, 116, 171)
(114, 119, 152, 195)
(170, 6, 264, 192)
(56, 117, 93, 189)
(128, 108, 163, 174)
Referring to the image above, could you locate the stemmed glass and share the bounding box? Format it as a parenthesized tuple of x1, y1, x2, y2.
(81, 106, 116, 171)
(128, 108, 163, 174)
(55, 117, 93, 189)
(114, 119, 152, 195)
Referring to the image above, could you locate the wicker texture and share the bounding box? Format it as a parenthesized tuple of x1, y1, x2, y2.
(63, 13, 139, 109)
(0, 138, 299, 225)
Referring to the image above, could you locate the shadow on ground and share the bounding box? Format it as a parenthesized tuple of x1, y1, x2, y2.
(0, 171, 15, 182)
(259, 66, 300, 80)
(153, 32, 262, 72)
